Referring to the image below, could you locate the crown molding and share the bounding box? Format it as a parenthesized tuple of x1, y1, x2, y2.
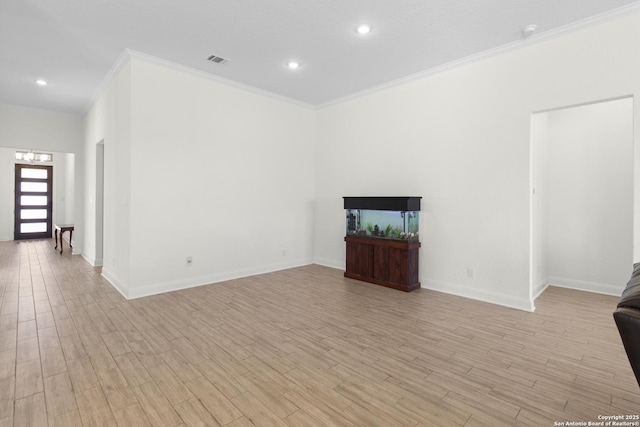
(316, 2, 640, 109)
(81, 49, 133, 116)
(82, 49, 315, 115)
(0, 102, 81, 118)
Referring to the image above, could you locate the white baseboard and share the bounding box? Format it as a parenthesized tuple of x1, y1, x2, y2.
(0, 236, 11, 242)
(101, 267, 129, 299)
(102, 258, 314, 300)
(313, 257, 536, 311)
(313, 257, 345, 270)
(81, 253, 92, 265)
(532, 277, 550, 300)
(80, 253, 102, 267)
(547, 276, 624, 296)
(423, 279, 535, 312)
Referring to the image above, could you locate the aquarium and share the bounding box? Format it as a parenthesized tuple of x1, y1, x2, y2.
(344, 197, 421, 240)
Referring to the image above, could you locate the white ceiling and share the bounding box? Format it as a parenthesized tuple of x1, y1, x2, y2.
(2, 0, 640, 115)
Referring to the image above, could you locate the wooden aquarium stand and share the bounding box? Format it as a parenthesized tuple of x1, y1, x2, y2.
(344, 234, 420, 292)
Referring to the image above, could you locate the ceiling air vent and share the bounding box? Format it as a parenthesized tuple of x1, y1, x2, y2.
(207, 54, 229, 65)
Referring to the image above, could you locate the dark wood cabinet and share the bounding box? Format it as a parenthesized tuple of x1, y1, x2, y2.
(344, 235, 420, 292)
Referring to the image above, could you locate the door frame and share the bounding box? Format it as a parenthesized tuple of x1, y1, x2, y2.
(14, 164, 53, 240)
(529, 95, 634, 308)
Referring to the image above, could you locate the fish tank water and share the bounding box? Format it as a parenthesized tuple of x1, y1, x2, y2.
(344, 197, 421, 241)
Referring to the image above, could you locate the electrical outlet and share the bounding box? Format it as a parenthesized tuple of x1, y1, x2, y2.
(186, 256, 193, 266)
(282, 249, 286, 256)
(466, 268, 474, 279)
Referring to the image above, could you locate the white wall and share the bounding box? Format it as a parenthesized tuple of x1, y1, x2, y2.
(54, 153, 67, 226)
(95, 143, 104, 265)
(541, 99, 633, 294)
(64, 152, 76, 225)
(84, 57, 316, 298)
(314, 11, 640, 311)
(26, 9, 640, 309)
(82, 61, 132, 288)
(51, 152, 76, 244)
(0, 104, 81, 153)
(0, 147, 15, 241)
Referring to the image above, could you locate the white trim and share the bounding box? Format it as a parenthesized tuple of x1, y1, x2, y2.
(82, 49, 315, 115)
(532, 277, 550, 300)
(423, 279, 535, 312)
(313, 257, 345, 271)
(81, 50, 132, 115)
(317, 3, 640, 109)
(80, 253, 92, 265)
(316, 257, 538, 311)
(101, 267, 129, 299)
(103, 258, 313, 300)
(0, 102, 82, 120)
(531, 94, 634, 115)
(0, 236, 11, 242)
(78, 4, 640, 114)
(127, 50, 315, 109)
(547, 276, 625, 296)
(529, 109, 536, 304)
(80, 252, 100, 267)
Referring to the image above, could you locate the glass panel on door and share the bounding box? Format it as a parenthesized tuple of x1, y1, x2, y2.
(20, 195, 48, 206)
(21, 168, 48, 179)
(20, 182, 48, 192)
(21, 209, 48, 220)
(20, 223, 47, 233)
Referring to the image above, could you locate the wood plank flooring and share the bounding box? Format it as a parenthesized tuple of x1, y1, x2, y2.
(0, 239, 638, 426)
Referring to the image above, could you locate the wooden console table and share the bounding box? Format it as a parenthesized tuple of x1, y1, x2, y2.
(54, 224, 74, 254)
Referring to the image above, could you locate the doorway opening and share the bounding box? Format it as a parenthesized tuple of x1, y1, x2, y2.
(530, 97, 634, 306)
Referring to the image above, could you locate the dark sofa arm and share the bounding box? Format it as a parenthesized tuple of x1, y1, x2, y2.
(614, 307, 640, 387)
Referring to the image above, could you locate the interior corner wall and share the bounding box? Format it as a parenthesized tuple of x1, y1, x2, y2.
(116, 58, 316, 298)
(82, 61, 132, 294)
(314, 11, 640, 311)
(543, 98, 633, 294)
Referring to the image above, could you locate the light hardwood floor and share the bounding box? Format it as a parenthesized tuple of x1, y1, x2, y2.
(0, 239, 638, 426)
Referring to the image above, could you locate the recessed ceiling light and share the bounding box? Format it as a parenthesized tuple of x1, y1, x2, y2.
(356, 24, 371, 35)
(287, 61, 300, 70)
(522, 24, 537, 37)
(35, 79, 48, 86)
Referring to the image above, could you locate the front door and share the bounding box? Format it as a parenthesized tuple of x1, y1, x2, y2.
(14, 164, 53, 240)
